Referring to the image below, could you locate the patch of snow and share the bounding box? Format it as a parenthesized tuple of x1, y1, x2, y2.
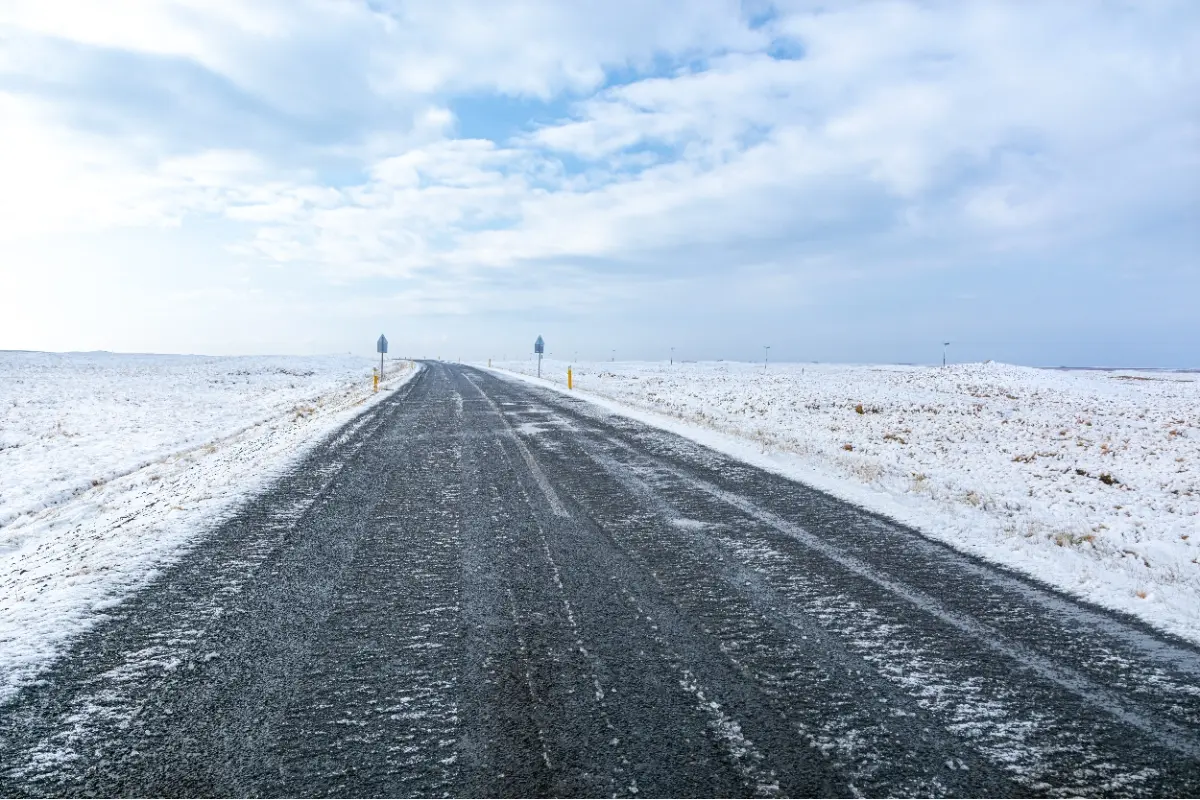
(485, 359, 1200, 644)
(0, 351, 420, 701)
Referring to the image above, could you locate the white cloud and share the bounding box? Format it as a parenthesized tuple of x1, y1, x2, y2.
(1, 0, 764, 111)
(0, 0, 1196, 358)
(0, 0, 381, 113)
(220, 0, 1197, 283)
(0, 93, 170, 239)
(0, 92, 282, 241)
(369, 0, 765, 97)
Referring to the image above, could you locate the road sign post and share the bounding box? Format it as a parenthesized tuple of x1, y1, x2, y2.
(534, 335, 544, 378)
(377, 334, 389, 383)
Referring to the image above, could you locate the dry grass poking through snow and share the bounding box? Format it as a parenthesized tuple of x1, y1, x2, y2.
(492, 358, 1200, 642)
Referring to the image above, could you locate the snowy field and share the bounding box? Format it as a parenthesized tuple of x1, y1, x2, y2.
(0, 351, 418, 700)
(489, 359, 1200, 643)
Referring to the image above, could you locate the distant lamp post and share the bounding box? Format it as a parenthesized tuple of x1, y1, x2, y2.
(943, 341, 951, 367)
(764, 345, 771, 370)
(670, 347, 675, 366)
(611, 349, 616, 362)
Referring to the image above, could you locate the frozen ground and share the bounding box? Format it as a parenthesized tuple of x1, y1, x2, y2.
(488, 359, 1200, 644)
(0, 351, 419, 700)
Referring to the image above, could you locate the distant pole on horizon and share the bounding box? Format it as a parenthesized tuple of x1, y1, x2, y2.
(764, 345, 771, 371)
(943, 341, 951, 367)
(670, 347, 675, 366)
(612, 349, 615, 362)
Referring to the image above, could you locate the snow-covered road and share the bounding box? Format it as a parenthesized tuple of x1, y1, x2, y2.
(0, 351, 419, 700)
(2, 362, 1196, 796)
(489, 359, 1200, 644)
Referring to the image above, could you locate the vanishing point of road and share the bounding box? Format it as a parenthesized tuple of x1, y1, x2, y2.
(1, 363, 1198, 797)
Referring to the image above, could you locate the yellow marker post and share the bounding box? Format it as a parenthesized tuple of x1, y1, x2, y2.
(567, 367, 573, 390)
(373, 368, 380, 393)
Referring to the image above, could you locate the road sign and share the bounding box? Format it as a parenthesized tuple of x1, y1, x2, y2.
(534, 335, 544, 355)
(377, 334, 388, 382)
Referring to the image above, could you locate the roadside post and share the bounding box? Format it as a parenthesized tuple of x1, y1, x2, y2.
(568, 366, 573, 389)
(377, 334, 388, 391)
(535, 335, 544, 378)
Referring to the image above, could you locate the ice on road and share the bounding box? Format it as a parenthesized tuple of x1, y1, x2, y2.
(0, 351, 419, 701)
(491, 359, 1200, 644)
(1, 363, 1197, 797)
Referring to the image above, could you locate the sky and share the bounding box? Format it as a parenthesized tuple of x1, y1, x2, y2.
(0, 0, 1197, 367)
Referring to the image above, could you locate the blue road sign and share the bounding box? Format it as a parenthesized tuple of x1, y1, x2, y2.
(534, 335, 544, 355)
(377, 335, 388, 354)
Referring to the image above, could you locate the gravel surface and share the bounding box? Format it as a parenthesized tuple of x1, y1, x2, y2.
(1, 362, 1198, 797)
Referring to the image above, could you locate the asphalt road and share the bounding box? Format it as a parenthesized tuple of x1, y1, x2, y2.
(2, 362, 1198, 797)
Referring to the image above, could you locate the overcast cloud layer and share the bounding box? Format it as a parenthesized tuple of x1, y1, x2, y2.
(1, 1, 1196, 365)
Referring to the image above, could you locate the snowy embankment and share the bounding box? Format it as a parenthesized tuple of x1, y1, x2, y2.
(490, 359, 1200, 643)
(0, 351, 418, 700)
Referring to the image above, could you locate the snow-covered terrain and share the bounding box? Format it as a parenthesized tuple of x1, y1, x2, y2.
(489, 359, 1200, 643)
(0, 351, 418, 700)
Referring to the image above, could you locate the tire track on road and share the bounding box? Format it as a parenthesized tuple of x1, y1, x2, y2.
(472, 365, 1200, 797)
